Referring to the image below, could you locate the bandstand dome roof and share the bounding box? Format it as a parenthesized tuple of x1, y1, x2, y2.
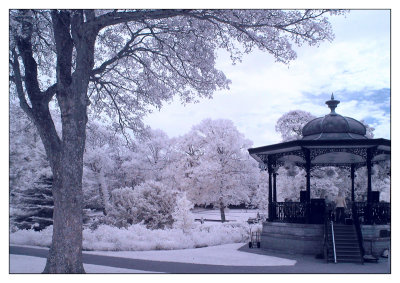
(248, 94, 390, 168)
(302, 94, 367, 140)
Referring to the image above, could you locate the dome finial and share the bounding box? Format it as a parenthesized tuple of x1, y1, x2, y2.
(326, 93, 340, 114)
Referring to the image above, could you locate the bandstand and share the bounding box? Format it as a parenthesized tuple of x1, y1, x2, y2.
(248, 95, 390, 262)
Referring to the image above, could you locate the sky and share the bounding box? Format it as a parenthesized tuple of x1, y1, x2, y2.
(143, 10, 391, 147)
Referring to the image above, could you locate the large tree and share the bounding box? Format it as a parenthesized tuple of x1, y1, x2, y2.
(9, 9, 343, 273)
(177, 119, 260, 221)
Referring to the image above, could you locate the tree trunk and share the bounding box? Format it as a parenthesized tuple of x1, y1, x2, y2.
(43, 172, 85, 273)
(43, 88, 88, 273)
(43, 130, 86, 272)
(98, 168, 110, 216)
(11, 10, 95, 273)
(220, 201, 226, 223)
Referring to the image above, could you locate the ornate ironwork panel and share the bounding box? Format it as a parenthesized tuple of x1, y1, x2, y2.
(351, 202, 390, 225)
(272, 202, 307, 223)
(257, 150, 307, 170)
(273, 149, 306, 163)
(370, 202, 391, 224)
(347, 148, 368, 160)
(352, 202, 368, 224)
(310, 164, 351, 171)
(257, 154, 269, 163)
(373, 149, 389, 157)
(310, 147, 368, 161)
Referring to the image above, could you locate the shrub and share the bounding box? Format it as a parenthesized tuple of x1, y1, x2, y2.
(106, 180, 179, 229)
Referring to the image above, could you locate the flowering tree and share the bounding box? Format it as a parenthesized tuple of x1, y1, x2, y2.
(9, 9, 343, 272)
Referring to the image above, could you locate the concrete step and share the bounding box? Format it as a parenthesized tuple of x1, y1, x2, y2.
(334, 231, 357, 235)
(328, 254, 361, 259)
(328, 258, 362, 263)
(328, 239, 358, 244)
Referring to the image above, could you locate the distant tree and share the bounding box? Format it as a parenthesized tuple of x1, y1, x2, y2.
(179, 119, 260, 222)
(250, 170, 269, 209)
(9, 102, 54, 231)
(121, 129, 174, 185)
(9, 9, 343, 272)
(354, 161, 390, 202)
(83, 121, 124, 215)
(276, 166, 306, 201)
(11, 176, 54, 231)
(9, 102, 52, 193)
(360, 119, 375, 139)
(275, 110, 316, 141)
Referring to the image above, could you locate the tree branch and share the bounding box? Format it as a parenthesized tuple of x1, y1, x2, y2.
(51, 10, 73, 88)
(93, 9, 190, 30)
(10, 48, 34, 120)
(43, 83, 57, 103)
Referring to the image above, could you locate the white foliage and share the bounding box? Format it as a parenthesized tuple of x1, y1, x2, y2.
(83, 120, 126, 213)
(275, 110, 316, 142)
(172, 193, 195, 233)
(172, 119, 260, 211)
(10, 222, 251, 251)
(120, 129, 175, 185)
(107, 180, 179, 229)
(10, 225, 53, 247)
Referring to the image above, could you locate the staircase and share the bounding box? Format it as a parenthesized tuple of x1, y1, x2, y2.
(326, 223, 363, 263)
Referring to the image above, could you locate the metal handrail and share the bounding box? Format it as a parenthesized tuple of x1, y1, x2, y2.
(352, 203, 365, 264)
(323, 211, 330, 262)
(331, 220, 337, 263)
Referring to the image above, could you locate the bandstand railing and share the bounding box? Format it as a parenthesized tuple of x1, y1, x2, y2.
(351, 202, 390, 225)
(269, 201, 390, 225)
(270, 202, 307, 223)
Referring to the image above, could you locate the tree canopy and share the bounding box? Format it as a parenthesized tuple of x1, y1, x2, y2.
(9, 9, 344, 273)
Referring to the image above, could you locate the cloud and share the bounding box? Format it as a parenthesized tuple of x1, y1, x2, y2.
(144, 10, 390, 146)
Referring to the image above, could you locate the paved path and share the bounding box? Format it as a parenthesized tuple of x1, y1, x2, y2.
(10, 245, 390, 274)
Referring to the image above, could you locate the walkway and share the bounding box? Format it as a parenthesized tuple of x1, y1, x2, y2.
(9, 245, 390, 274)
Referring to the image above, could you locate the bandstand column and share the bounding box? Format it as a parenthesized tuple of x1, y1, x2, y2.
(367, 148, 372, 203)
(267, 161, 274, 221)
(304, 149, 311, 202)
(273, 172, 277, 202)
(303, 148, 311, 223)
(351, 164, 355, 202)
(306, 167, 311, 201)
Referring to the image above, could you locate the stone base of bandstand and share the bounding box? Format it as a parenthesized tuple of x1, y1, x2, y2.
(261, 222, 391, 257)
(260, 222, 324, 256)
(361, 224, 390, 257)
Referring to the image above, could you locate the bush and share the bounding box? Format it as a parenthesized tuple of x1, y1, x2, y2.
(10, 222, 253, 251)
(106, 181, 179, 229)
